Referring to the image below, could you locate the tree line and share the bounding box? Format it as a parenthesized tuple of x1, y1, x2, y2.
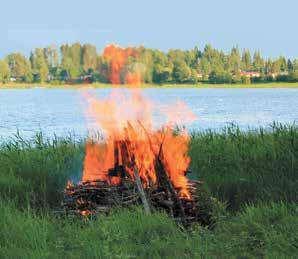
(0, 43, 297, 84)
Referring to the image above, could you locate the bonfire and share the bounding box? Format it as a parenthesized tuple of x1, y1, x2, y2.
(62, 45, 212, 226)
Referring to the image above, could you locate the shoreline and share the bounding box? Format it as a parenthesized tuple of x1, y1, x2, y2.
(1, 82, 298, 89)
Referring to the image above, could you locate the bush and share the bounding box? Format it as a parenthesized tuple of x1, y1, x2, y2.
(209, 71, 233, 84)
(289, 70, 298, 82)
(241, 76, 251, 84)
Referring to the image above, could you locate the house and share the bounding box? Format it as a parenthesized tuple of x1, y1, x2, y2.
(47, 74, 55, 81)
(196, 73, 203, 79)
(239, 71, 261, 78)
(269, 71, 288, 79)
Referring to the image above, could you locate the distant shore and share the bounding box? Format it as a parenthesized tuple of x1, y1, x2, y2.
(1, 82, 298, 89)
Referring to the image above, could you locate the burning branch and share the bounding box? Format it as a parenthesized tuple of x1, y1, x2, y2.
(62, 178, 205, 227)
(70, 84, 199, 226)
(137, 120, 187, 224)
(133, 166, 151, 214)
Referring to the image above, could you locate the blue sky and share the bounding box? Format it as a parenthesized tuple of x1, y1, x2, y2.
(1, 0, 297, 58)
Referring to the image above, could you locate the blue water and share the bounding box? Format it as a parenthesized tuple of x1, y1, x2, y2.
(0, 88, 297, 141)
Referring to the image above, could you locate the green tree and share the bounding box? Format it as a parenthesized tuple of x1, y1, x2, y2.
(252, 51, 264, 72)
(43, 46, 59, 78)
(289, 59, 298, 82)
(153, 64, 172, 83)
(0, 59, 10, 83)
(96, 56, 110, 83)
(82, 44, 98, 72)
(152, 50, 172, 83)
(60, 43, 82, 80)
(198, 57, 211, 77)
(6, 53, 32, 82)
(137, 47, 154, 83)
(271, 60, 281, 74)
(293, 59, 298, 70)
(241, 49, 252, 71)
(289, 70, 298, 82)
(265, 59, 273, 74)
(184, 49, 198, 69)
(198, 44, 225, 78)
(172, 60, 191, 83)
(287, 59, 293, 71)
(278, 56, 287, 72)
(30, 48, 49, 82)
(229, 47, 241, 73)
(241, 76, 251, 84)
(209, 71, 233, 84)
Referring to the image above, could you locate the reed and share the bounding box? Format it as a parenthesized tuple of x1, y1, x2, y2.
(0, 125, 297, 257)
(189, 123, 298, 209)
(0, 200, 296, 258)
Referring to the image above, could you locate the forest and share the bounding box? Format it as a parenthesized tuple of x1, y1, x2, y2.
(0, 43, 298, 85)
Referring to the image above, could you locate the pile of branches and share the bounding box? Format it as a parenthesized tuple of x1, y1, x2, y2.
(62, 178, 204, 226)
(62, 139, 216, 227)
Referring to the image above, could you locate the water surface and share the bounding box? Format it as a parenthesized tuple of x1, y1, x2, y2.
(0, 88, 297, 140)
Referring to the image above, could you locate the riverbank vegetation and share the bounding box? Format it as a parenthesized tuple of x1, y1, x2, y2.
(1, 43, 298, 86)
(0, 125, 297, 258)
(1, 82, 298, 89)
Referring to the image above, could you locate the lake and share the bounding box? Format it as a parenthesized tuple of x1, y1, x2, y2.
(0, 88, 297, 141)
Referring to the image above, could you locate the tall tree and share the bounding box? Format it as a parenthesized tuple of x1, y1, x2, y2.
(252, 51, 264, 72)
(82, 44, 98, 72)
(271, 57, 287, 74)
(60, 43, 82, 79)
(293, 59, 298, 71)
(172, 60, 191, 83)
(30, 48, 49, 82)
(43, 46, 59, 72)
(152, 50, 172, 83)
(229, 47, 241, 73)
(265, 59, 273, 74)
(287, 59, 293, 71)
(137, 47, 154, 83)
(0, 59, 10, 82)
(6, 53, 32, 82)
(241, 49, 252, 71)
(198, 57, 211, 77)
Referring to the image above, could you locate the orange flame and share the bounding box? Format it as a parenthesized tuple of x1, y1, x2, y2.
(82, 87, 196, 199)
(82, 44, 196, 198)
(103, 44, 140, 85)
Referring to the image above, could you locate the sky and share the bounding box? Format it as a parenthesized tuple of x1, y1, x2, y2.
(1, 0, 297, 58)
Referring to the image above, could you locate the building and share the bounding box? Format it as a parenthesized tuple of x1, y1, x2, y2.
(10, 77, 17, 82)
(239, 71, 261, 78)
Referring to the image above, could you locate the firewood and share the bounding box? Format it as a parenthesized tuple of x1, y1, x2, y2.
(61, 136, 213, 227)
(133, 167, 151, 214)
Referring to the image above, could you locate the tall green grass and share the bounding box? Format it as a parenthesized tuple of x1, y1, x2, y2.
(0, 124, 297, 210)
(0, 125, 297, 257)
(189, 123, 298, 209)
(0, 200, 296, 258)
(0, 132, 84, 209)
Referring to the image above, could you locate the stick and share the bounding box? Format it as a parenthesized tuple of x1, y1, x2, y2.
(133, 167, 151, 214)
(137, 120, 187, 225)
